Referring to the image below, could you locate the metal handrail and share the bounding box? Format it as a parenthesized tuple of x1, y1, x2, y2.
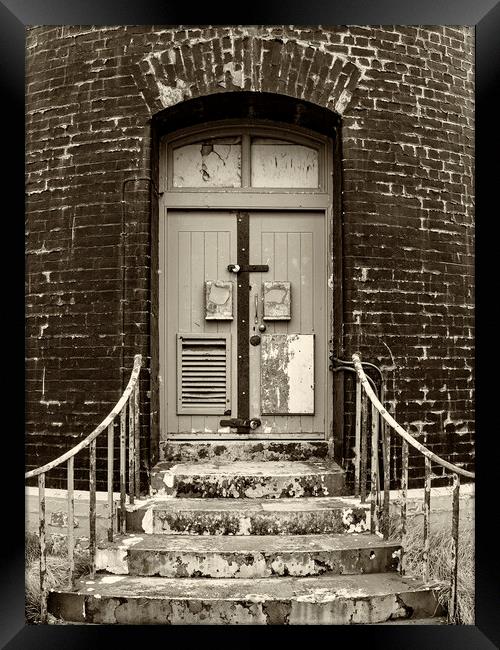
(25, 354, 142, 623)
(25, 355, 142, 479)
(352, 354, 475, 479)
(350, 351, 474, 624)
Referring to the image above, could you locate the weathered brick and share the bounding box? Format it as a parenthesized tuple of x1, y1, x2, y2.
(26, 25, 474, 490)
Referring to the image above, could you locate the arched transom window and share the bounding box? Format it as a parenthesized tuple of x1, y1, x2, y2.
(163, 123, 329, 193)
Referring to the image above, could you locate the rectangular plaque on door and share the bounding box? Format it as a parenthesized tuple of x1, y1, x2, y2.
(263, 281, 291, 320)
(260, 334, 314, 414)
(205, 281, 233, 320)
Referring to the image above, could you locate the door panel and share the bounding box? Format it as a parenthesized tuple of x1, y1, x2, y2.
(166, 212, 237, 435)
(249, 212, 326, 436)
(164, 210, 327, 439)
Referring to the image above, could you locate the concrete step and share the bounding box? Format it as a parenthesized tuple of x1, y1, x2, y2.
(161, 440, 331, 463)
(376, 616, 447, 625)
(150, 460, 345, 498)
(48, 572, 445, 625)
(95, 533, 400, 578)
(126, 495, 368, 536)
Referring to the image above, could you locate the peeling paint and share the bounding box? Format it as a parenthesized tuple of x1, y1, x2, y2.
(141, 508, 154, 534)
(261, 335, 314, 414)
(205, 281, 233, 320)
(262, 281, 291, 320)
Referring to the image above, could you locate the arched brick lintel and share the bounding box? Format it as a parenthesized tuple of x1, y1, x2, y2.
(132, 36, 364, 118)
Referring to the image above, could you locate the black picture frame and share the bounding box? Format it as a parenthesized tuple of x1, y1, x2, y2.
(3, 1, 498, 647)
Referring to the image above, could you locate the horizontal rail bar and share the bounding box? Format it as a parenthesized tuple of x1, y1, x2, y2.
(333, 365, 380, 394)
(25, 355, 142, 479)
(351, 354, 475, 479)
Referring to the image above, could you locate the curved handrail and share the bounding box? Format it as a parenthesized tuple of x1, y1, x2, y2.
(352, 353, 475, 479)
(25, 354, 142, 479)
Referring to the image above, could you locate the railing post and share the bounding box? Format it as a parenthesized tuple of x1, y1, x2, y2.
(354, 375, 362, 497)
(128, 397, 135, 505)
(360, 392, 368, 503)
(38, 473, 47, 624)
(89, 438, 97, 579)
(400, 440, 409, 575)
(119, 406, 127, 534)
(382, 425, 391, 538)
(370, 403, 379, 534)
(67, 457, 75, 588)
(423, 456, 431, 582)
(107, 422, 114, 542)
(449, 472, 460, 623)
(134, 380, 140, 498)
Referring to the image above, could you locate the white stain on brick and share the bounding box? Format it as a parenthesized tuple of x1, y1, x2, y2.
(157, 79, 190, 108)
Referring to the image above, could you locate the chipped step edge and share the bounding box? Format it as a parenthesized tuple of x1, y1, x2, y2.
(127, 504, 370, 536)
(94, 541, 401, 578)
(48, 582, 445, 625)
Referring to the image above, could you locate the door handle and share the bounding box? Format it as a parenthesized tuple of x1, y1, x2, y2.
(228, 264, 269, 274)
(254, 293, 259, 325)
(220, 418, 262, 430)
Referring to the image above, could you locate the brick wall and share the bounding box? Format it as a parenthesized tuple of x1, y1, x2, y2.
(25, 25, 474, 489)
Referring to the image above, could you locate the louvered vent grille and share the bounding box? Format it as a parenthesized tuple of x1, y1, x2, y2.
(177, 334, 231, 414)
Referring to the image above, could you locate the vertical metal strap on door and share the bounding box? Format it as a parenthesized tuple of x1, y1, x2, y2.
(236, 212, 250, 431)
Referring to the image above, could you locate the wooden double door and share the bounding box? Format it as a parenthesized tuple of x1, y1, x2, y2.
(162, 210, 329, 439)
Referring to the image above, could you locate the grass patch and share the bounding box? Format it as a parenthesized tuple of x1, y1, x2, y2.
(389, 514, 474, 624)
(25, 532, 92, 624)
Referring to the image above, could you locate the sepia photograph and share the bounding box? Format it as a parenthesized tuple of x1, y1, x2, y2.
(24, 23, 476, 626)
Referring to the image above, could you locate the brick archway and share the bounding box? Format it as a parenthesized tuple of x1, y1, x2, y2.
(131, 31, 364, 116)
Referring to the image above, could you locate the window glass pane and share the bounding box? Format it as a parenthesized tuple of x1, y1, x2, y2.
(172, 137, 241, 187)
(251, 137, 319, 188)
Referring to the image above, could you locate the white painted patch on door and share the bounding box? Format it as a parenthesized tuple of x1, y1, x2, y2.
(287, 334, 314, 414)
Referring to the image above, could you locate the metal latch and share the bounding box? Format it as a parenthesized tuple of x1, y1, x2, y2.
(227, 264, 269, 274)
(219, 418, 262, 430)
